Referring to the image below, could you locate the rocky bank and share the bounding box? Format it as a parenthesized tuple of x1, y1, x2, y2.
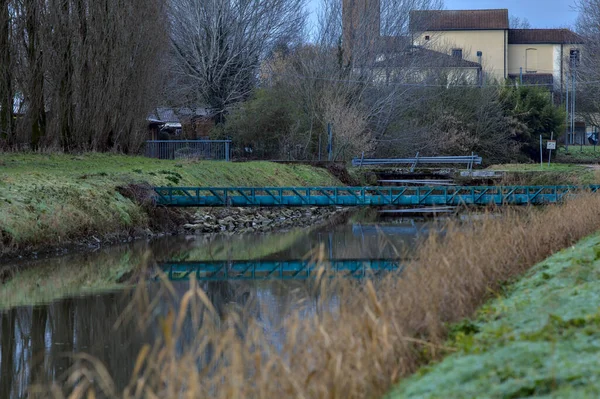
(183, 207, 348, 235)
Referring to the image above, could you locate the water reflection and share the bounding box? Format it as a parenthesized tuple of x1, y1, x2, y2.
(160, 259, 403, 281)
(0, 214, 435, 395)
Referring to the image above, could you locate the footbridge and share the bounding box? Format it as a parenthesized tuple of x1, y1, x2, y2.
(153, 185, 600, 207)
(158, 259, 402, 281)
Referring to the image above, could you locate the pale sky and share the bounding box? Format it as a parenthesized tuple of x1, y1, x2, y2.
(307, 0, 579, 29)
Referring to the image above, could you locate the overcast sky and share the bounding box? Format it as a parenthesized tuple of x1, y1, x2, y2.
(307, 0, 580, 29)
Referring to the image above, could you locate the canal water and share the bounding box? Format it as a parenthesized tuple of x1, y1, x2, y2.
(0, 210, 437, 396)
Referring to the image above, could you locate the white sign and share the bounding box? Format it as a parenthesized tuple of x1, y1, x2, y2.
(547, 140, 557, 150)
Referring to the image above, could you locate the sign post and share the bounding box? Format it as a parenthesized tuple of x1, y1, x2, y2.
(540, 135, 543, 167)
(547, 132, 556, 167)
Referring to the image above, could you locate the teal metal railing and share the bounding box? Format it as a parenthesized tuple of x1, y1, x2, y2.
(158, 259, 402, 281)
(153, 185, 600, 207)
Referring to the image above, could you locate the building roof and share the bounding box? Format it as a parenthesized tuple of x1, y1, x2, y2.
(508, 29, 584, 44)
(148, 107, 213, 124)
(374, 46, 482, 69)
(409, 9, 509, 32)
(379, 36, 411, 52)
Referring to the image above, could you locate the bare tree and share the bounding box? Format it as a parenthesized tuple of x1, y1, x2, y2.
(2, 0, 166, 152)
(510, 15, 532, 29)
(0, 0, 14, 144)
(168, 0, 307, 124)
(250, 0, 449, 159)
(574, 0, 600, 128)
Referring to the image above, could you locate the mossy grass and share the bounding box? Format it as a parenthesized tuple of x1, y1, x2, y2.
(487, 163, 600, 186)
(0, 153, 341, 254)
(555, 145, 600, 164)
(389, 232, 600, 399)
(487, 163, 589, 172)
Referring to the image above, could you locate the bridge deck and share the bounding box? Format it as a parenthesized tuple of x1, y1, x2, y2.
(159, 259, 402, 281)
(153, 185, 600, 207)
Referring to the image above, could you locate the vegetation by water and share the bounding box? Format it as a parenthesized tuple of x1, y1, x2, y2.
(390, 232, 600, 398)
(0, 245, 147, 308)
(0, 153, 340, 255)
(488, 163, 600, 186)
(42, 194, 600, 398)
(555, 145, 600, 164)
(0, 224, 323, 309)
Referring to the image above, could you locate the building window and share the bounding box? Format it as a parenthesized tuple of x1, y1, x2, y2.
(526, 48, 538, 73)
(425, 35, 430, 41)
(452, 48, 463, 59)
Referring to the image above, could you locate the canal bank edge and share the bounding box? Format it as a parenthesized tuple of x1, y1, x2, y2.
(388, 232, 600, 398)
(0, 153, 342, 261)
(0, 211, 352, 309)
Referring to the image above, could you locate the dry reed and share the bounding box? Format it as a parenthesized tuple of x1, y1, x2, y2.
(34, 195, 600, 399)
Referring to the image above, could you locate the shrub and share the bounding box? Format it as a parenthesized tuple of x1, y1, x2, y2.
(500, 85, 566, 160)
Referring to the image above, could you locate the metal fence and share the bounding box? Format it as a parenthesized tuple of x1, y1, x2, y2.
(145, 140, 231, 161)
(352, 153, 482, 171)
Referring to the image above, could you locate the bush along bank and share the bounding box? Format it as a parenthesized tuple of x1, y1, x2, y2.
(0, 153, 342, 259)
(389, 232, 600, 398)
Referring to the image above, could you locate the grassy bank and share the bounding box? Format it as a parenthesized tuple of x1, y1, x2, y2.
(488, 163, 600, 185)
(390, 232, 600, 398)
(0, 153, 340, 256)
(555, 145, 600, 164)
(50, 194, 600, 398)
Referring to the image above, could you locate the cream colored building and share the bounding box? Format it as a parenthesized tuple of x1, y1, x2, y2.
(409, 9, 583, 92)
(342, 4, 589, 141)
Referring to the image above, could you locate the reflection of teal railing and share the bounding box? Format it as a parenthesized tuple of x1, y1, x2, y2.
(153, 185, 600, 207)
(159, 259, 402, 281)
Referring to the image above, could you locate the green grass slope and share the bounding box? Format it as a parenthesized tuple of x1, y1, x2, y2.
(0, 153, 340, 254)
(389, 233, 600, 399)
(487, 163, 600, 186)
(555, 145, 600, 164)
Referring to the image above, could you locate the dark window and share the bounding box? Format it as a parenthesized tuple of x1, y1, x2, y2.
(452, 49, 463, 59)
(425, 35, 430, 41)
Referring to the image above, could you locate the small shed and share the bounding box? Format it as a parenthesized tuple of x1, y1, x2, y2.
(147, 107, 214, 140)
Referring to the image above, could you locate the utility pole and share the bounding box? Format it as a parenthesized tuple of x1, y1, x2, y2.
(565, 67, 569, 151)
(569, 49, 580, 151)
(327, 123, 333, 162)
(573, 69, 577, 150)
(520, 67, 523, 85)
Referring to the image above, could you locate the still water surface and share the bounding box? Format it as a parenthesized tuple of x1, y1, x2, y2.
(0, 212, 436, 396)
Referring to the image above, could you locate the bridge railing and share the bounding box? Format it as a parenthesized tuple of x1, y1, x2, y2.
(153, 185, 600, 207)
(158, 259, 402, 281)
(145, 140, 231, 161)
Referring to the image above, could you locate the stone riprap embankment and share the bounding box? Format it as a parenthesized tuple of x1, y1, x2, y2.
(183, 207, 348, 234)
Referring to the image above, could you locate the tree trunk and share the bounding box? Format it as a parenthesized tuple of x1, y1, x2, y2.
(30, 307, 48, 386)
(0, 310, 16, 399)
(26, 0, 46, 149)
(0, 0, 13, 143)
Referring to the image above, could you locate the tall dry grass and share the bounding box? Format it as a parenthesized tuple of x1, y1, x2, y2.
(33, 195, 600, 398)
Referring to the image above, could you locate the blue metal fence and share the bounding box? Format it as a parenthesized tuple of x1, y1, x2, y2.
(153, 185, 600, 207)
(145, 140, 231, 161)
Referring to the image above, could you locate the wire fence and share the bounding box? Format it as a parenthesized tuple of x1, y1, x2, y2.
(145, 140, 231, 161)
